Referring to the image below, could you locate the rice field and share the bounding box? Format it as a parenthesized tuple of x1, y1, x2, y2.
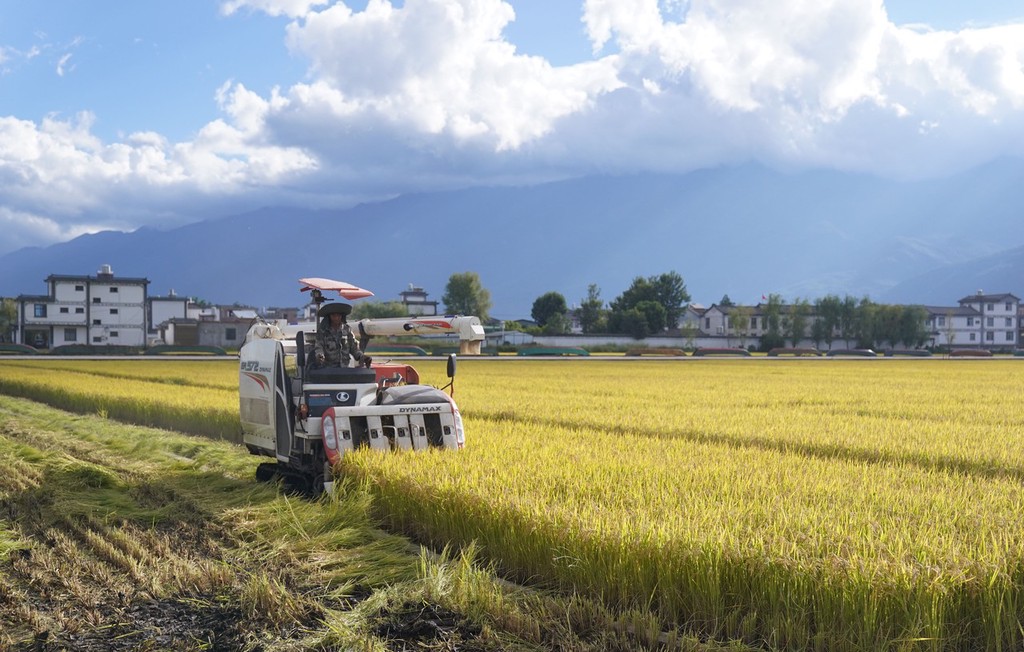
(2, 357, 1024, 650)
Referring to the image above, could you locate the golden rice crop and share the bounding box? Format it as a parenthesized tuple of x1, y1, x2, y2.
(5, 357, 1024, 649)
(0, 359, 238, 390)
(344, 359, 1024, 651)
(0, 361, 239, 440)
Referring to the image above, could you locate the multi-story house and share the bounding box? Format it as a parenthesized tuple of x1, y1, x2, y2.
(957, 292, 1019, 349)
(16, 265, 149, 348)
(399, 284, 439, 316)
(923, 306, 982, 348)
(925, 293, 1020, 349)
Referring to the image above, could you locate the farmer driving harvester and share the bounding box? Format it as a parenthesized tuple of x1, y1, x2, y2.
(313, 302, 371, 368)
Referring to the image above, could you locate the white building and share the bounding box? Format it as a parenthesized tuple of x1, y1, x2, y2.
(16, 265, 150, 348)
(399, 284, 439, 316)
(148, 290, 188, 343)
(926, 292, 1020, 349)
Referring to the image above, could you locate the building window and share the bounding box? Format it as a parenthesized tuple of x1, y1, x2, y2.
(1007, 332, 1015, 342)
(970, 333, 976, 341)
(986, 332, 994, 342)
(33, 304, 47, 318)
(92, 336, 102, 343)
(110, 308, 119, 315)
(987, 317, 994, 327)
(1007, 302, 1013, 311)
(109, 287, 119, 293)
(59, 307, 69, 314)
(967, 317, 974, 326)
(751, 317, 758, 329)
(705, 318, 710, 329)
(93, 319, 101, 325)
(93, 297, 101, 304)
(987, 303, 995, 311)
(225, 328, 237, 341)
(75, 285, 84, 291)
(75, 307, 84, 314)
(110, 331, 119, 337)
(64, 328, 77, 342)
(936, 316, 945, 326)
(1006, 318, 1013, 327)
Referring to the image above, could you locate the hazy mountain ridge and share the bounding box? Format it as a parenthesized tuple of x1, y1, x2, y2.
(2, 163, 1022, 318)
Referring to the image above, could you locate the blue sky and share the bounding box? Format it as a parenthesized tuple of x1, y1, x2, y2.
(2, 0, 1024, 255)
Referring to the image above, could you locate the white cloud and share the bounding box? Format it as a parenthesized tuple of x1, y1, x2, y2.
(5, 0, 1024, 256)
(220, 0, 328, 18)
(55, 53, 72, 76)
(281, 0, 622, 150)
(0, 104, 318, 252)
(568, 0, 1024, 176)
(0, 206, 113, 252)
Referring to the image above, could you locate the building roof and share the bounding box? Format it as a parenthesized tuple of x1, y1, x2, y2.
(46, 273, 149, 285)
(923, 305, 979, 317)
(957, 292, 1020, 303)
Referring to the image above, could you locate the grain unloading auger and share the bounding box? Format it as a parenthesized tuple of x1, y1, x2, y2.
(238, 277, 485, 494)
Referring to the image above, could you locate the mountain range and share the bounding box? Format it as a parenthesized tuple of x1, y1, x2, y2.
(2, 162, 1022, 319)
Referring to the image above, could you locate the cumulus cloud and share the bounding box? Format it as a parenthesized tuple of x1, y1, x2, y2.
(279, 0, 622, 150)
(0, 107, 318, 252)
(3, 0, 1024, 255)
(578, 0, 1024, 175)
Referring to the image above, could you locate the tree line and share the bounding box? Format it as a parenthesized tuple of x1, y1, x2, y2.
(731, 294, 930, 351)
(354, 271, 933, 351)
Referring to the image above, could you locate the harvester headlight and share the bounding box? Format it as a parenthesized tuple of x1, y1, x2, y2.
(323, 416, 337, 451)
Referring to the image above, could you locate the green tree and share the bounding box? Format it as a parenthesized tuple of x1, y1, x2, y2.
(0, 298, 16, 342)
(719, 294, 735, 307)
(652, 271, 690, 327)
(943, 309, 956, 350)
(760, 293, 785, 350)
(608, 271, 690, 334)
(635, 301, 666, 333)
(787, 298, 811, 347)
(531, 291, 568, 328)
(729, 305, 752, 349)
(898, 305, 929, 348)
(541, 313, 570, 335)
(853, 297, 877, 349)
(874, 304, 904, 350)
(839, 295, 858, 348)
(578, 284, 605, 334)
(442, 272, 492, 321)
(614, 308, 649, 339)
(814, 295, 842, 350)
(350, 301, 408, 320)
(810, 316, 828, 349)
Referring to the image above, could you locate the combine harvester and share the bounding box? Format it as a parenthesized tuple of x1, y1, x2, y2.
(238, 277, 485, 494)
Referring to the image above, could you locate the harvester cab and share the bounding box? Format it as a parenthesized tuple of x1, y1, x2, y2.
(238, 277, 484, 495)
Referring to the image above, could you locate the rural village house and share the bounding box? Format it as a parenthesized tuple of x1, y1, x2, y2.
(12, 266, 1022, 352)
